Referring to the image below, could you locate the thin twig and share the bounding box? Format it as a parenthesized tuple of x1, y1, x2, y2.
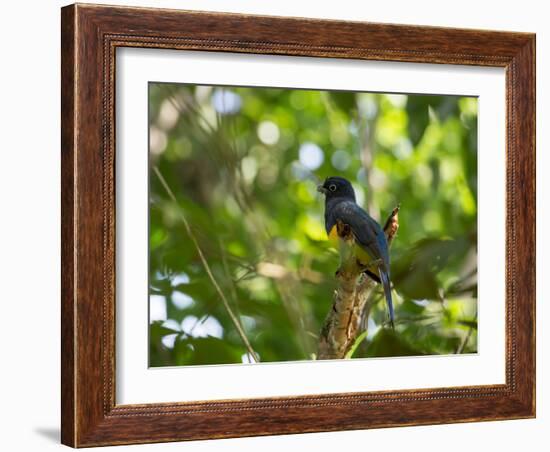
(153, 166, 259, 362)
(456, 326, 474, 354)
(456, 308, 477, 354)
(218, 237, 246, 331)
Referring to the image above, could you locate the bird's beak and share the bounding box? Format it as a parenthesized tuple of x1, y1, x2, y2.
(317, 185, 328, 194)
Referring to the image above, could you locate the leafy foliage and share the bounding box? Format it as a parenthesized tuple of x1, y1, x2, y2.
(148, 83, 478, 366)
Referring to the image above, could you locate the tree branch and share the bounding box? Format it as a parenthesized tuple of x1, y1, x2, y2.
(317, 205, 399, 360)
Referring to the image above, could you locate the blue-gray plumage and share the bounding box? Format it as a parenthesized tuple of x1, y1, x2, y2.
(318, 176, 394, 328)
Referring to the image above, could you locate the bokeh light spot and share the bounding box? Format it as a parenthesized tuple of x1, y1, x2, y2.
(158, 98, 180, 130)
(149, 295, 167, 322)
(257, 121, 280, 145)
(241, 156, 258, 183)
(299, 142, 324, 170)
(172, 291, 194, 310)
(385, 94, 408, 108)
(181, 315, 224, 339)
(331, 149, 351, 171)
(149, 126, 167, 155)
(211, 89, 242, 115)
(171, 273, 190, 286)
(161, 334, 178, 349)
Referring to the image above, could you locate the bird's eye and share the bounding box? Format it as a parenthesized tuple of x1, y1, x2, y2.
(329, 184, 337, 192)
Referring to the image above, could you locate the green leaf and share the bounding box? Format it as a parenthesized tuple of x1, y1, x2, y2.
(405, 97, 430, 146)
(328, 91, 357, 114)
(392, 238, 468, 300)
(364, 328, 424, 358)
(150, 321, 180, 337)
(174, 337, 244, 365)
(345, 330, 369, 359)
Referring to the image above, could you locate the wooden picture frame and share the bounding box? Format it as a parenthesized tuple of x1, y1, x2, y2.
(61, 3, 535, 447)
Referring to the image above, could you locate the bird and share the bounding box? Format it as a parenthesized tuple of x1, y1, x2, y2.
(317, 176, 394, 328)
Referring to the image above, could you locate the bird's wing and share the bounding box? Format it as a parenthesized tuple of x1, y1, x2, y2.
(331, 200, 390, 268)
(330, 200, 395, 327)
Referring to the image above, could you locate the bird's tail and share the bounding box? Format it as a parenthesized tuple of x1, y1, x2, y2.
(378, 268, 394, 329)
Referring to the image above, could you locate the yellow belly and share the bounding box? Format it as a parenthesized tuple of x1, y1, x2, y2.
(328, 225, 340, 243)
(328, 225, 373, 266)
(355, 245, 374, 266)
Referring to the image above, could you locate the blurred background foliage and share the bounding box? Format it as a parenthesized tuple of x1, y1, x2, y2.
(148, 82, 478, 366)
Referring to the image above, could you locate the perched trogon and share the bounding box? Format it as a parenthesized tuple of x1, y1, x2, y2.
(318, 176, 394, 328)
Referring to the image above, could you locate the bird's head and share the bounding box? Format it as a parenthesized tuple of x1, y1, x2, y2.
(317, 176, 356, 201)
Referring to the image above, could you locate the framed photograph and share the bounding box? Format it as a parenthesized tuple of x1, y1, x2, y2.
(61, 3, 535, 447)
